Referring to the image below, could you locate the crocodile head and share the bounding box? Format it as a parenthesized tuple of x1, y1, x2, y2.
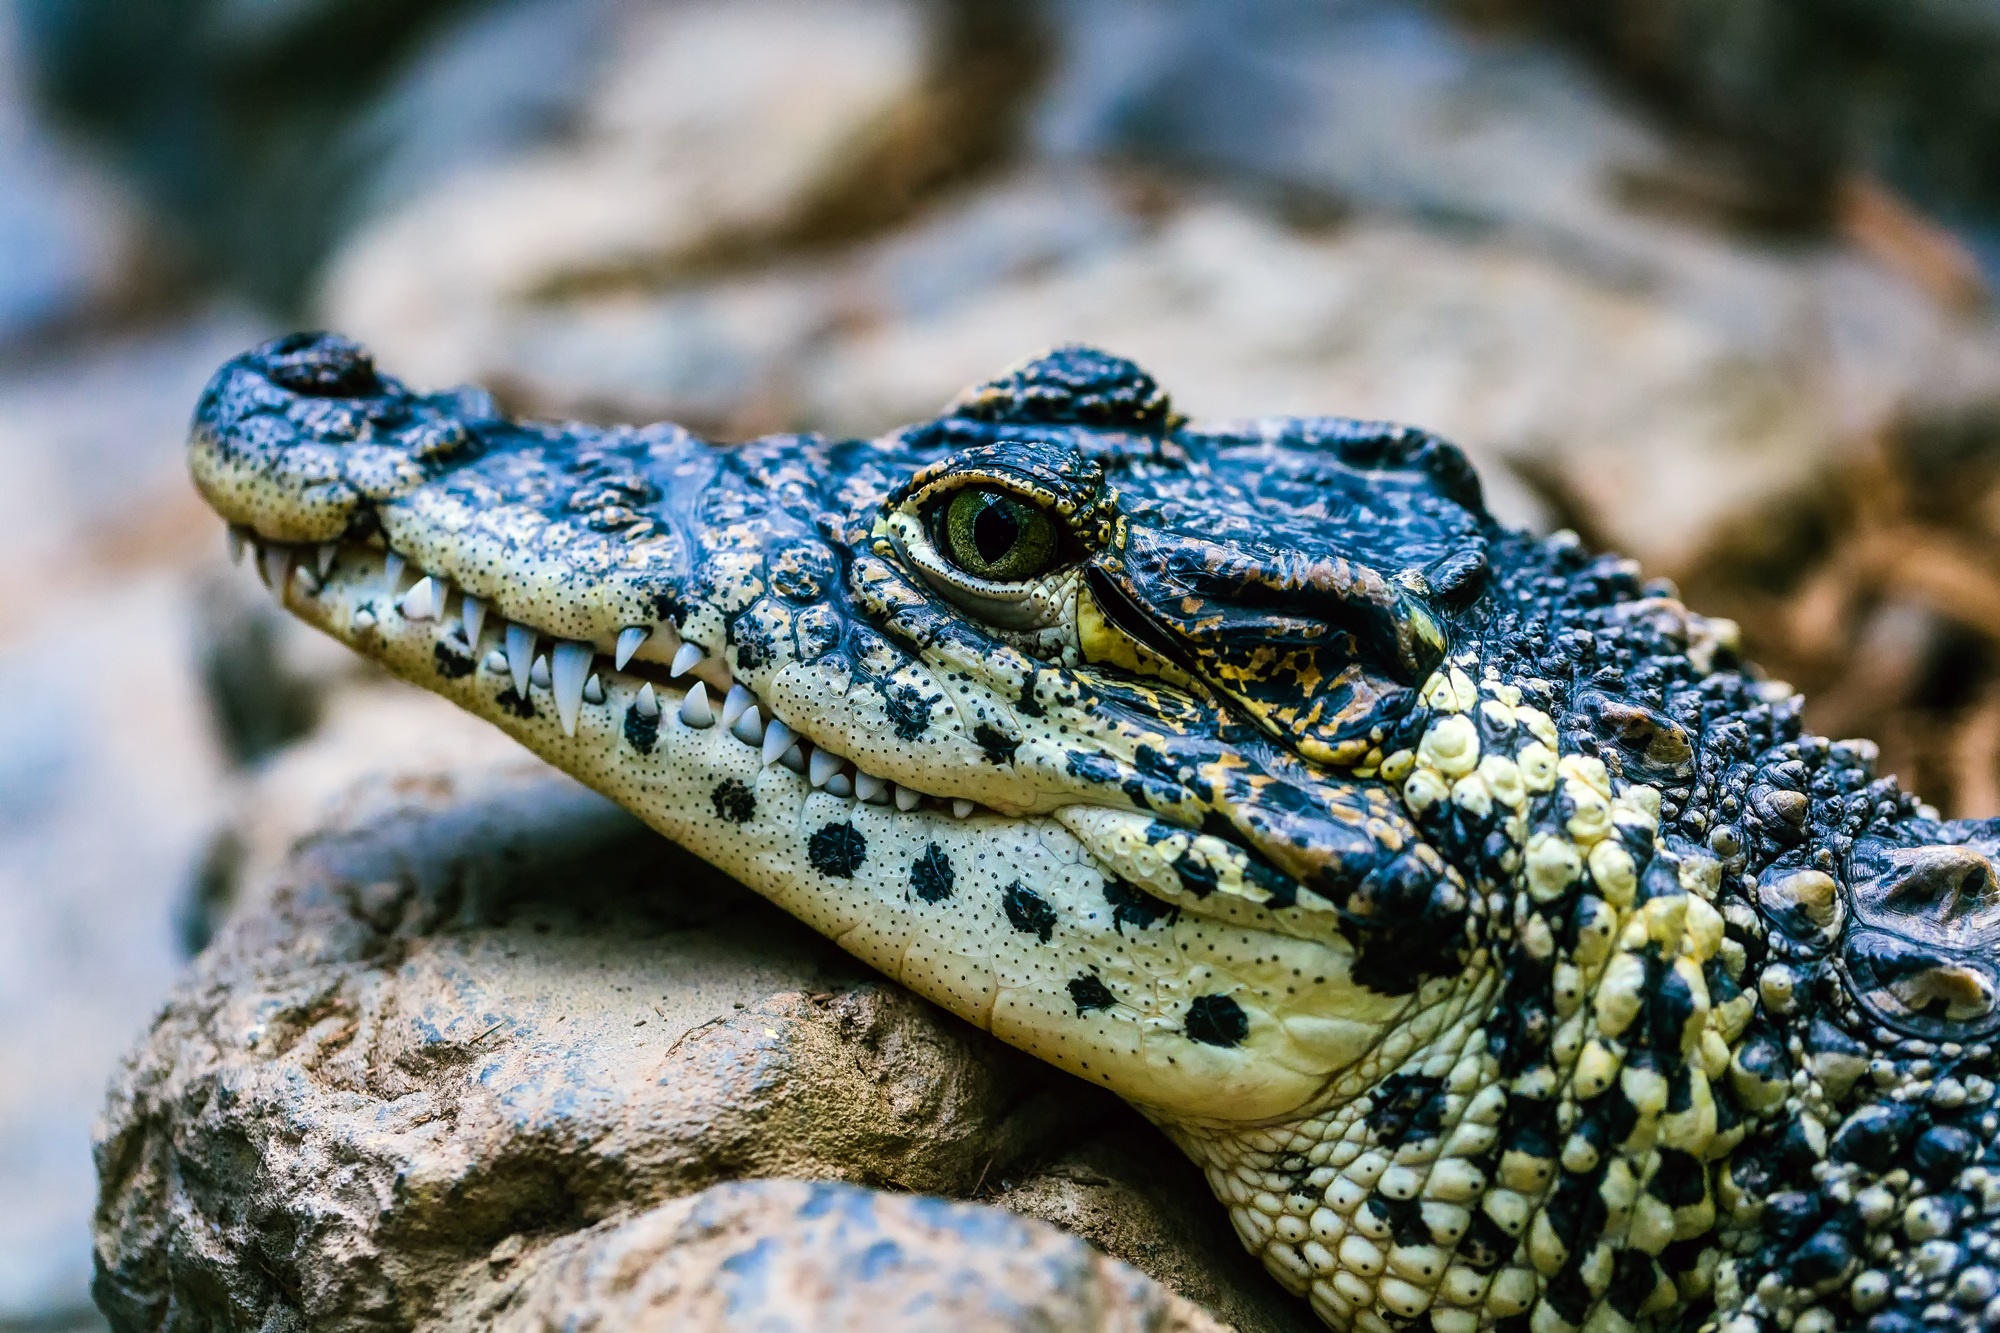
(191, 333, 2000, 1333)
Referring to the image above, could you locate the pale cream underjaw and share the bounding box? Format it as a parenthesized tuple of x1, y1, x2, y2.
(228, 525, 987, 819)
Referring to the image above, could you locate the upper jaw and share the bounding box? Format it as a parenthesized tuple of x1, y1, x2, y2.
(190, 332, 695, 654)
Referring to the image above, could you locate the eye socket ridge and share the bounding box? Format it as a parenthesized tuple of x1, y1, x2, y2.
(925, 484, 1072, 583)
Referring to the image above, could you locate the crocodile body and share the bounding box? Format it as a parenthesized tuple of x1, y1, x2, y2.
(189, 333, 2000, 1333)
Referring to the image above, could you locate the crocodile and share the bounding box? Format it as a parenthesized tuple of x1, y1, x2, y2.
(188, 331, 2000, 1333)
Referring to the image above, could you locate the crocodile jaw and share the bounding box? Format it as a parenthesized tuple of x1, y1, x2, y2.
(250, 535, 1454, 1126)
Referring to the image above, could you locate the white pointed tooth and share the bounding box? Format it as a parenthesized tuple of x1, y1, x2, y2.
(670, 642, 704, 677)
(614, 626, 650, 670)
(315, 543, 338, 578)
(482, 649, 508, 674)
(552, 641, 593, 735)
(292, 562, 320, 594)
(808, 748, 844, 787)
(582, 673, 605, 705)
(505, 623, 536, 696)
(762, 719, 796, 767)
(461, 596, 487, 647)
(893, 785, 921, 812)
(731, 705, 764, 747)
(401, 575, 441, 621)
(260, 544, 291, 595)
(226, 527, 246, 564)
(383, 551, 405, 592)
(531, 656, 551, 689)
(854, 772, 887, 803)
(779, 743, 807, 774)
(952, 799, 975, 819)
(824, 773, 854, 798)
(353, 607, 377, 630)
(678, 681, 713, 728)
(722, 684, 754, 728)
(635, 681, 660, 718)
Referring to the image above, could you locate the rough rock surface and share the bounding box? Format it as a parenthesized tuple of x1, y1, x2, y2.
(478, 1178, 1225, 1332)
(93, 753, 1314, 1332)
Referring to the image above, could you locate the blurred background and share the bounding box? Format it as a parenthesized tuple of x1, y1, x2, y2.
(5, 0, 2000, 1325)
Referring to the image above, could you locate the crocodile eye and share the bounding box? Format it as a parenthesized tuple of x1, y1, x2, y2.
(938, 487, 1058, 582)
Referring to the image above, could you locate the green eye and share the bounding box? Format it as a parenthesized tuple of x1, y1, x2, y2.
(939, 487, 1060, 582)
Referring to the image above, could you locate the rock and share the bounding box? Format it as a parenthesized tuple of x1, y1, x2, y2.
(94, 755, 1312, 1331)
(477, 1178, 1227, 1332)
(0, 11, 148, 346)
(318, 0, 937, 394)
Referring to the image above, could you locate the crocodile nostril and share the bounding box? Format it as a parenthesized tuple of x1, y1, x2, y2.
(258, 332, 380, 399)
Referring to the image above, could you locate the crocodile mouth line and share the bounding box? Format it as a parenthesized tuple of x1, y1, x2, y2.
(228, 525, 990, 819)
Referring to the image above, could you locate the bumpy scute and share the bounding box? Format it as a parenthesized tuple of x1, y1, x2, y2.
(190, 333, 2000, 1333)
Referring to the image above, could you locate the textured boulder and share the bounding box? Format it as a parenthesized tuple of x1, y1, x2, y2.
(93, 747, 1313, 1331)
(477, 1178, 1224, 1332)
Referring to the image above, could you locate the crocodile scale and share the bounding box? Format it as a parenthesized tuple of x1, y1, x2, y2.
(188, 332, 2000, 1333)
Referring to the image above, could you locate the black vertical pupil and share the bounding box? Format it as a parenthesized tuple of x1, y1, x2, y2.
(971, 495, 1020, 565)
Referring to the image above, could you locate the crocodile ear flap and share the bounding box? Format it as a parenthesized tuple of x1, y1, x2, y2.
(1842, 832, 2000, 1038)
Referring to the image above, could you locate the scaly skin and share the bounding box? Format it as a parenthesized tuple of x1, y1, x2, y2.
(190, 333, 2000, 1333)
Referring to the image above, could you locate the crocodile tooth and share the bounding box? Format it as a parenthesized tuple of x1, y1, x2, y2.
(383, 551, 405, 592)
(635, 681, 660, 718)
(226, 527, 246, 564)
(854, 772, 888, 803)
(779, 743, 808, 775)
(461, 596, 487, 648)
(401, 576, 442, 621)
(482, 649, 508, 674)
(260, 544, 291, 596)
(731, 705, 764, 747)
(679, 682, 716, 728)
(951, 799, 975, 819)
(762, 719, 797, 767)
(615, 626, 650, 670)
(505, 623, 536, 696)
(722, 684, 755, 728)
(531, 655, 551, 689)
(292, 562, 321, 594)
(582, 673, 605, 705)
(808, 748, 844, 787)
(315, 543, 338, 578)
(893, 785, 922, 812)
(552, 641, 593, 734)
(670, 642, 704, 677)
(824, 773, 854, 798)
(353, 607, 377, 630)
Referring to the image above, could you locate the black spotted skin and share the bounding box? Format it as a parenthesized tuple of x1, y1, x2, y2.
(188, 332, 2000, 1333)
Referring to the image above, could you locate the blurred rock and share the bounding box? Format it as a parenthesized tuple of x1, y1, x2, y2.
(0, 6, 150, 347)
(319, 0, 1049, 397)
(0, 572, 230, 1325)
(95, 755, 1314, 1331)
(482, 1178, 1227, 1332)
(19, 0, 615, 309)
(1509, 0, 2000, 281)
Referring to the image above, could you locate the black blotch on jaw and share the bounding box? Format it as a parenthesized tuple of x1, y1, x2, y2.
(433, 640, 476, 679)
(810, 822, 868, 878)
(911, 844, 955, 903)
(711, 779, 755, 824)
(972, 723, 1020, 765)
(624, 704, 660, 754)
(1184, 993, 1248, 1047)
(885, 685, 935, 740)
(496, 687, 536, 718)
(1173, 855, 1218, 899)
(1068, 974, 1115, 1015)
(1104, 878, 1175, 933)
(1002, 881, 1057, 942)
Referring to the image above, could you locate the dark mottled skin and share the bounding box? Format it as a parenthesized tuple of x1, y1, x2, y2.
(186, 333, 2000, 1333)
